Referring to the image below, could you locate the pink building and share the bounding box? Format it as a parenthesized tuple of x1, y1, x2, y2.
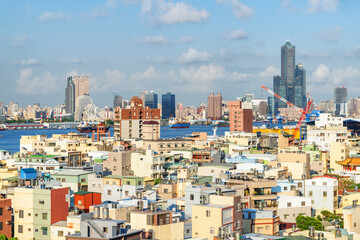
(229, 101, 253, 133)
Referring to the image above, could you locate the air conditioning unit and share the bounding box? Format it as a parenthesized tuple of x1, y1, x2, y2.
(6, 221, 11, 225)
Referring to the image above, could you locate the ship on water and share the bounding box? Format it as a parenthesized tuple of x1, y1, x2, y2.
(76, 122, 110, 133)
(169, 118, 190, 129)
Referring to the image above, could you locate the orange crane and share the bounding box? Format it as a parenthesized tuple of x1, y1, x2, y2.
(261, 85, 312, 139)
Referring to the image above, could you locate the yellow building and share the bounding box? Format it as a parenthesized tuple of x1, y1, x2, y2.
(129, 208, 184, 240)
(243, 209, 280, 236)
(192, 194, 242, 239)
(330, 142, 349, 172)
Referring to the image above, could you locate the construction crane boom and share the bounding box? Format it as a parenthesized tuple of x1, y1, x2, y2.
(261, 85, 304, 113)
(292, 98, 313, 139)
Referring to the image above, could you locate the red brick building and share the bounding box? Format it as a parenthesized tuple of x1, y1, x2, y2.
(74, 191, 101, 213)
(229, 101, 253, 133)
(0, 198, 12, 238)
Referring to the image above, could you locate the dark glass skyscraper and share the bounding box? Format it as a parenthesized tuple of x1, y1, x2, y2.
(334, 87, 347, 116)
(113, 94, 122, 109)
(144, 91, 158, 109)
(272, 41, 306, 113)
(65, 77, 75, 114)
(162, 92, 175, 119)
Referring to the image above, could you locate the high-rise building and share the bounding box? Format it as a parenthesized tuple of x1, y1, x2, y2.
(113, 94, 122, 109)
(65, 78, 75, 114)
(229, 101, 253, 133)
(273, 41, 306, 113)
(144, 91, 158, 109)
(334, 87, 347, 116)
(114, 97, 161, 140)
(140, 90, 148, 105)
(162, 92, 175, 119)
(65, 76, 89, 114)
(207, 93, 222, 120)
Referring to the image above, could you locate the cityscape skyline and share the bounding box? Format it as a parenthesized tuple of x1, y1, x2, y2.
(2, 0, 360, 108)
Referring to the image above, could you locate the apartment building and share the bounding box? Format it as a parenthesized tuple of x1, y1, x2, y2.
(304, 176, 338, 212)
(192, 194, 242, 239)
(102, 175, 144, 202)
(229, 100, 253, 133)
(103, 151, 131, 176)
(131, 149, 165, 179)
(13, 187, 69, 240)
(114, 97, 161, 140)
(242, 209, 280, 236)
(0, 198, 12, 238)
(129, 207, 184, 240)
(277, 195, 312, 223)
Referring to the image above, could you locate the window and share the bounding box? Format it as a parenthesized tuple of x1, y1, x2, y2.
(58, 231, 64, 236)
(312, 182, 315, 185)
(19, 210, 24, 218)
(334, 191, 337, 197)
(112, 181, 116, 185)
(38, 200, 44, 204)
(18, 225, 23, 233)
(126, 181, 130, 185)
(190, 194, 194, 200)
(164, 189, 168, 193)
(103, 227, 108, 233)
(0, 222, 2, 230)
(0, 208, 2, 215)
(106, 181, 109, 184)
(309, 191, 313, 197)
(42, 228, 47, 235)
(323, 182, 327, 186)
(284, 187, 288, 191)
(236, 220, 241, 229)
(62, 178, 65, 182)
(311, 200, 314, 204)
(81, 178, 85, 183)
(323, 191, 327, 197)
(301, 201, 305, 206)
(138, 181, 142, 185)
(287, 202, 291, 207)
(210, 227, 214, 234)
(206, 210, 211, 217)
(42, 212, 47, 220)
(186, 229, 190, 234)
(78, 200, 82, 205)
(108, 190, 112, 195)
(298, 182, 302, 188)
(256, 227, 264, 233)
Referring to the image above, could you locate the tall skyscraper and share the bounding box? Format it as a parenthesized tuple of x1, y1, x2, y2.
(65, 76, 89, 114)
(334, 87, 347, 116)
(144, 91, 158, 109)
(113, 94, 122, 109)
(207, 93, 222, 120)
(162, 92, 175, 119)
(65, 78, 75, 114)
(272, 40, 306, 113)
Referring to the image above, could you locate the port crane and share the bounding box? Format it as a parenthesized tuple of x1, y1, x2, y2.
(261, 85, 313, 139)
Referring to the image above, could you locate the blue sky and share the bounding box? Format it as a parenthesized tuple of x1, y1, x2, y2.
(1, 0, 360, 108)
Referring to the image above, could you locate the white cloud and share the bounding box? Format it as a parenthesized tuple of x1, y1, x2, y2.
(142, 0, 209, 24)
(12, 59, 40, 65)
(179, 36, 196, 43)
(5, 35, 27, 46)
(217, 0, 254, 19)
(178, 48, 212, 64)
(307, 0, 338, 13)
(281, 0, 301, 12)
(38, 11, 70, 21)
(146, 56, 170, 64)
(218, 48, 236, 61)
(134, 36, 170, 44)
(229, 29, 248, 40)
(16, 68, 58, 94)
(316, 26, 342, 42)
(310, 64, 360, 85)
(259, 66, 280, 78)
(83, 0, 118, 18)
(66, 59, 82, 64)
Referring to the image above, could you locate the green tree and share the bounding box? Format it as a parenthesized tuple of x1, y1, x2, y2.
(0, 234, 8, 240)
(154, 178, 162, 185)
(296, 215, 323, 231)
